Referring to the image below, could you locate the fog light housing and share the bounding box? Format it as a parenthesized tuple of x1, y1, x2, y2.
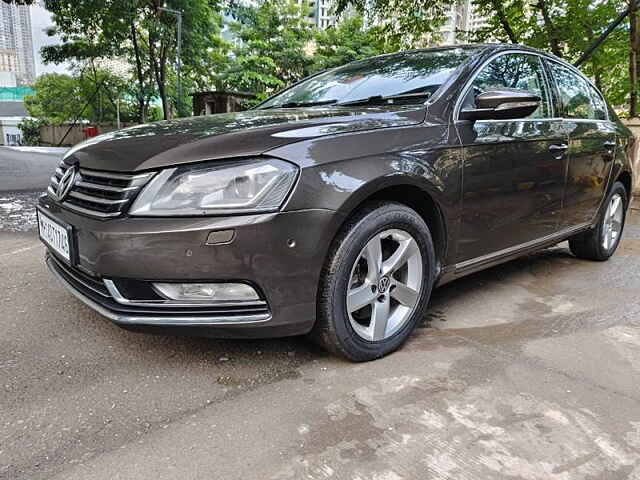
(153, 282, 260, 302)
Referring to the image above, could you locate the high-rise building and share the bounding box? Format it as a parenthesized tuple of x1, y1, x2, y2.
(298, 0, 338, 29)
(0, 2, 35, 85)
(436, 0, 491, 46)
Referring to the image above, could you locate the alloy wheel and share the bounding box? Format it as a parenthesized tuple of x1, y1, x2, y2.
(602, 193, 624, 251)
(346, 229, 423, 342)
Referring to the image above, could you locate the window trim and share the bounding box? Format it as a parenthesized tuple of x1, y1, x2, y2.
(454, 50, 557, 123)
(453, 49, 610, 123)
(542, 57, 610, 122)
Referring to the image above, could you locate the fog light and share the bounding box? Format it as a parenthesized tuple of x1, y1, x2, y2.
(153, 283, 260, 302)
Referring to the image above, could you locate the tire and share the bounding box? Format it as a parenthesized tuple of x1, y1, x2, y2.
(569, 181, 628, 261)
(311, 202, 435, 361)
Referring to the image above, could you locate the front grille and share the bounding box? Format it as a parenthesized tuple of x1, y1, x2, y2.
(48, 161, 154, 219)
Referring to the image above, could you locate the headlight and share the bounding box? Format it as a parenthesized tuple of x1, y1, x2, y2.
(129, 158, 298, 216)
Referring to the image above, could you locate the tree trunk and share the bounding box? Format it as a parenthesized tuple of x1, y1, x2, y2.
(489, 0, 519, 43)
(536, 0, 562, 57)
(130, 22, 146, 123)
(148, 33, 170, 120)
(630, 0, 639, 117)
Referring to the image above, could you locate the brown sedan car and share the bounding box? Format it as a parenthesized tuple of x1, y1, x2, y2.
(38, 44, 634, 361)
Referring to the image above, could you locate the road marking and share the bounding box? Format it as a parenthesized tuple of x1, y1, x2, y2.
(0, 243, 40, 258)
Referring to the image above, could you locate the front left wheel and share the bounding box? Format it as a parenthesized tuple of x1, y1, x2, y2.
(311, 202, 435, 361)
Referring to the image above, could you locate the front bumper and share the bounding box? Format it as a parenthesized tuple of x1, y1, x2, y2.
(39, 195, 343, 338)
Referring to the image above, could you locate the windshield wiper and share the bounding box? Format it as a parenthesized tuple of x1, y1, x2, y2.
(336, 92, 431, 107)
(260, 99, 338, 110)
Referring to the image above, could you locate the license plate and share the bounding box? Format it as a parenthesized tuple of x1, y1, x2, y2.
(37, 209, 73, 263)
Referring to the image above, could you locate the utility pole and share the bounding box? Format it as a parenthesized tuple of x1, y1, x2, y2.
(159, 6, 183, 117)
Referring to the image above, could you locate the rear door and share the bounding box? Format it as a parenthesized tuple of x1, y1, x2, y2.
(544, 60, 616, 228)
(455, 52, 568, 264)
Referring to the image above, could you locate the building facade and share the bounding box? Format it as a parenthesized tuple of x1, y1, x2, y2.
(436, 0, 491, 46)
(0, 2, 35, 85)
(298, 0, 338, 29)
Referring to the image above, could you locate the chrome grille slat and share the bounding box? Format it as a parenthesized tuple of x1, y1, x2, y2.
(79, 168, 154, 181)
(68, 191, 130, 205)
(75, 180, 138, 193)
(61, 202, 123, 218)
(47, 160, 154, 219)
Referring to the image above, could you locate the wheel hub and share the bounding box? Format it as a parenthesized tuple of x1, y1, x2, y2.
(377, 276, 390, 294)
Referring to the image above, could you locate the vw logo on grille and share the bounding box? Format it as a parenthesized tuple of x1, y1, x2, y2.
(378, 276, 391, 294)
(55, 166, 78, 202)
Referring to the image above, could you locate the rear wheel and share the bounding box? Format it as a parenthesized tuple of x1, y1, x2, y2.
(311, 202, 435, 361)
(569, 182, 628, 261)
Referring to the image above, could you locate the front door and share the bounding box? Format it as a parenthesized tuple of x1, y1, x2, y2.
(544, 60, 616, 228)
(455, 52, 567, 264)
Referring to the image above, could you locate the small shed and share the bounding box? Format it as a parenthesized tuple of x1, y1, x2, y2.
(192, 91, 257, 116)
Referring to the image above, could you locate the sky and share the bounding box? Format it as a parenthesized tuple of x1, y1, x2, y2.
(30, 3, 70, 76)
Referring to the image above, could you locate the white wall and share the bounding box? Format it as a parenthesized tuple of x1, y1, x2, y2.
(0, 116, 23, 145)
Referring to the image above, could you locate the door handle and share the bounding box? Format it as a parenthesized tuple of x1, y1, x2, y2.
(548, 144, 568, 151)
(603, 140, 616, 161)
(549, 144, 568, 159)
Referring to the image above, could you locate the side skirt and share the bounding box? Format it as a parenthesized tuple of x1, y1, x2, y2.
(435, 223, 592, 287)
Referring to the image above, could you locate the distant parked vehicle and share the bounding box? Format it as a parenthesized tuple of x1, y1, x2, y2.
(38, 44, 634, 361)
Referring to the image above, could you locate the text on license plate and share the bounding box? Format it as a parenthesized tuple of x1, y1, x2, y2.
(38, 212, 71, 262)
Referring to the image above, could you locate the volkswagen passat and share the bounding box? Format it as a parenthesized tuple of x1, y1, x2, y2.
(39, 44, 635, 361)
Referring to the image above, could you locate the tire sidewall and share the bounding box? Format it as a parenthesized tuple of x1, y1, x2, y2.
(327, 204, 435, 360)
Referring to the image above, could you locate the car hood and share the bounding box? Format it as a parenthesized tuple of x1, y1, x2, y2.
(65, 106, 426, 172)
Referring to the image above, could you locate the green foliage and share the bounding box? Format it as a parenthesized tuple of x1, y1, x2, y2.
(334, 0, 451, 48)
(312, 14, 387, 71)
(336, 0, 634, 111)
(24, 70, 138, 124)
(220, 0, 314, 98)
(18, 118, 46, 146)
(42, 0, 229, 120)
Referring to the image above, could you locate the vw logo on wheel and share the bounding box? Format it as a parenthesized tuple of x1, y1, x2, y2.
(377, 276, 391, 294)
(55, 166, 78, 202)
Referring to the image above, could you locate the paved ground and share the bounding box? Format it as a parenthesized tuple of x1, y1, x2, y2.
(2, 197, 640, 480)
(0, 146, 66, 192)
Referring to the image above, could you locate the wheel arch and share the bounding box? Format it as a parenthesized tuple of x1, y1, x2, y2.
(616, 170, 633, 204)
(333, 179, 449, 271)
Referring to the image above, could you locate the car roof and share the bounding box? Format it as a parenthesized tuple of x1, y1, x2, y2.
(366, 43, 562, 63)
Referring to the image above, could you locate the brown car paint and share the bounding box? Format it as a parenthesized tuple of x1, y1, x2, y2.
(39, 44, 635, 338)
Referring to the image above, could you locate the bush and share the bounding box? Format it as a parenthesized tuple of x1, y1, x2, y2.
(18, 118, 47, 146)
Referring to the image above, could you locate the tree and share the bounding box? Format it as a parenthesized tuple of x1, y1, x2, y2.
(24, 70, 139, 124)
(312, 14, 386, 71)
(18, 118, 46, 146)
(630, 0, 639, 117)
(42, 0, 228, 120)
(335, 0, 451, 48)
(337, 0, 636, 113)
(219, 0, 314, 101)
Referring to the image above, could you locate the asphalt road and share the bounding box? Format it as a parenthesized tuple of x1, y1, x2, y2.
(2, 198, 640, 480)
(0, 147, 66, 192)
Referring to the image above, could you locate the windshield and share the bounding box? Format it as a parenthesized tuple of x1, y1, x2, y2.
(258, 48, 474, 109)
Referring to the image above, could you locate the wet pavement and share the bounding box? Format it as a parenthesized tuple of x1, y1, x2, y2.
(1, 204, 640, 479)
(0, 190, 41, 232)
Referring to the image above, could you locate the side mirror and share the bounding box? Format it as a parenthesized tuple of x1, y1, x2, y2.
(460, 89, 541, 121)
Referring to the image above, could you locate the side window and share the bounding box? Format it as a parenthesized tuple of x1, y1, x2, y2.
(548, 62, 600, 120)
(588, 84, 607, 120)
(465, 53, 551, 118)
